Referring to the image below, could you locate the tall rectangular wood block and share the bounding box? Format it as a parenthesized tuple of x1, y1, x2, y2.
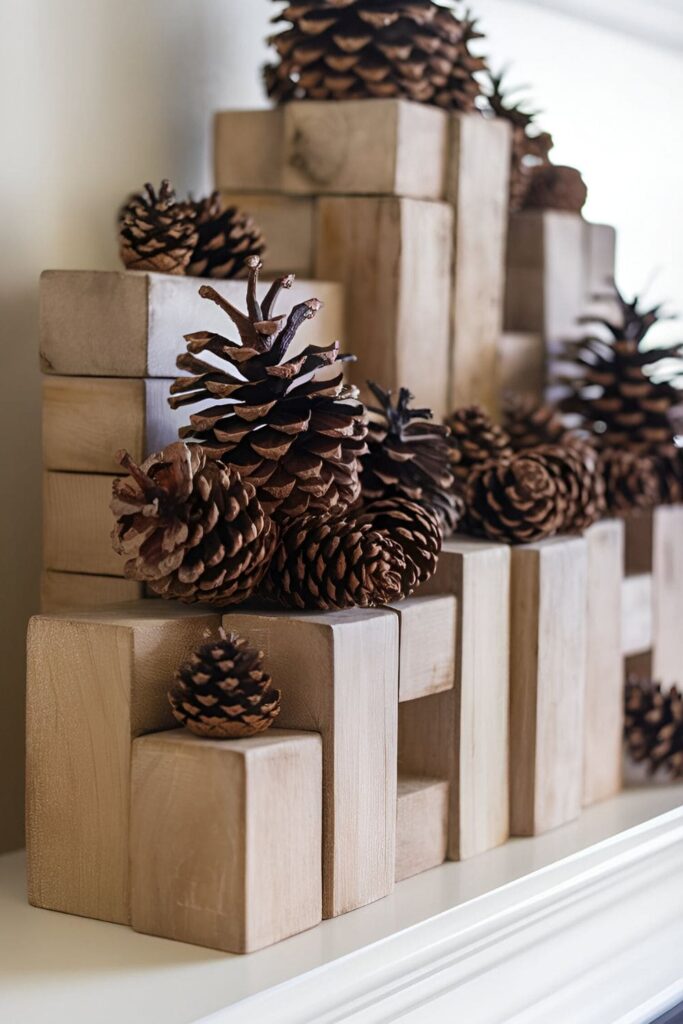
(221, 608, 398, 919)
(583, 520, 624, 806)
(219, 192, 315, 277)
(26, 604, 221, 924)
(448, 114, 510, 415)
(315, 196, 452, 419)
(404, 539, 511, 860)
(391, 595, 457, 703)
(395, 776, 449, 883)
(40, 570, 143, 613)
(585, 222, 617, 300)
(652, 504, 683, 685)
(510, 537, 588, 836)
(43, 471, 121, 576)
(622, 574, 653, 657)
(498, 331, 545, 401)
(214, 108, 285, 193)
(130, 730, 322, 953)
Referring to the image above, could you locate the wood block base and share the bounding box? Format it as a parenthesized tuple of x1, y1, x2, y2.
(43, 472, 122, 576)
(622, 574, 653, 658)
(40, 570, 143, 613)
(220, 192, 314, 277)
(391, 596, 456, 703)
(395, 776, 449, 883)
(498, 331, 544, 402)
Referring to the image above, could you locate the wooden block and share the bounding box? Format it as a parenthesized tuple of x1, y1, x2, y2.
(622, 574, 653, 657)
(448, 114, 511, 415)
(315, 196, 452, 419)
(43, 472, 122, 576)
(130, 730, 322, 953)
(652, 504, 683, 686)
(624, 510, 653, 576)
(498, 331, 545, 401)
(40, 270, 344, 377)
(403, 538, 510, 860)
(26, 603, 221, 924)
(221, 608, 398, 919)
(214, 108, 285, 193)
(584, 221, 617, 303)
(40, 570, 143, 613)
(390, 596, 457, 703)
(395, 776, 449, 883)
(220, 192, 315, 277)
(510, 536, 588, 836)
(583, 520, 624, 806)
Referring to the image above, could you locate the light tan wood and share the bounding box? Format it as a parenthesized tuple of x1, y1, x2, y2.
(43, 471, 122, 576)
(26, 604, 221, 924)
(583, 520, 625, 806)
(652, 504, 683, 686)
(499, 331, 545, 401)
(403, 538, 510, 860)
(395, 775, 449, 883)
(214, 108, 285, 192)
(448, 114, 511, 416)
(130, 730, 322, 954)
(622, 574, 653, 657)
(40, 570, 143, 612)
(315, 196, 452, 419)
(510, 537, 588, 836)
(220, 192, 315, 277)
(222, 608, 398, 919)
(584, 222, 618, 321)
(40, 270, 344, 377)
(390, 596, 457, 703)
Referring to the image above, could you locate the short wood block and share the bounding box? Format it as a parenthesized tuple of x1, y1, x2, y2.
(652, 504, 683, 686)
(405, 539, 511, 860)
(510, 536, 588, 836)
(221, 608, 398, 919)
(26, 603, 221, 924)
(622, 574, 653, 657)
(40, 270, 344, 377)
(583, 520, 624, 807)
(220, 192, 315, 277)
(315, 196, 452, 419)
(448, 114, 511, 415)
(214, 108, 284, 192)
(43, 471, 122, 576)
(391, 595, 457, 703)
(40, 570, 143, 613)
(395, 776, 449, 883)
(498, 331, 545, 401)
(130, 730, 323, 954)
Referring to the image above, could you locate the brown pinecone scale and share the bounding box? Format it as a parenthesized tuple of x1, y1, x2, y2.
(187, 192, 266, 279)
(119, 180, 198, 275)
(523, 165, 588, 214)
(446, 405, 513, 492)
(599, 448, 660, 516)
(625, 676, 683, 778)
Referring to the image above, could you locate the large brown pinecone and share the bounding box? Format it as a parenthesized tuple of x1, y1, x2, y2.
(119, 180, 198, 275)
(625, 676, 683, 778)
(169, 629, 281, 738)
(360, 382, 463, 536)
(265, 497, 441, 609)
(111, 442, 278, 604)
(523, 164, 588, 214)
(599, 448, 660, 516)
(169, 257, 367, 520)
(264, 0, 487, 111)
(187, 192, 266, 280)
(446, 405, 514, 492)
(488, 71, 554, 213)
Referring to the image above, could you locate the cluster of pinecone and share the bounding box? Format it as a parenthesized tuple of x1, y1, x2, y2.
(119, 179, 265, 279)
(624, 676, 683, 779)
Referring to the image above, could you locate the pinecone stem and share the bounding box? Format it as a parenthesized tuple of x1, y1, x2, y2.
(116, 449, 161, 496)
(262, 274, 294, 318)
(198, 284, 258, 347)
(272, 300, 322, 362)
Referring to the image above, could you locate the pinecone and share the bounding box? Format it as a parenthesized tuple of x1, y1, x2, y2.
(111, 442, 278, 605)
(360, 382, 463, 536)
(625, 676, 683, 778)
(264, 0, 488, 111)
(445, 405, 514, 493)
(487, 71, 553, 213)
(187, 192, 266, 280)
(265, 497, 441, 609)
(599, 448, 660, 516)
(169, 629, 281, 738)
(119, 180, 198, 275)
(503, 395, 576, 451)
(169, 257, 368, 520)
(523, 164, 588, 214)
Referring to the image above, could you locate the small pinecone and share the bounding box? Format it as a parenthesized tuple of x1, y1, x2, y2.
(360, 382, 463, 536)
(119, 180, 198, 275)
(523, 164, 588, 214)
(503, 395, 576, 451)
(656, 450, 683, 505)
(187, 192, 266, 280)
(446, 405, 514, 492)
(265, 497, 441, 610)
(538, 443, 605, 533)
(169, 629, 281, 738)
(599, 448, 660, 516)
(625, 676, 683, 778)
(111, 442, 278, 605)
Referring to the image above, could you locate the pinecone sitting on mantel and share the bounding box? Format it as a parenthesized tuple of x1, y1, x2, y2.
(624, 676, 683, 778)
(446, 405, 513, 494)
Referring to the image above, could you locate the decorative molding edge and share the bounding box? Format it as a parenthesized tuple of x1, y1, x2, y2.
(522, 0, 683, 52)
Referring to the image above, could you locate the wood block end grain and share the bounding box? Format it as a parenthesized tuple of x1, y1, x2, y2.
(395, 776, 449, 882)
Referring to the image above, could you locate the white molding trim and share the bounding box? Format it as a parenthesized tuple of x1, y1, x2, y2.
(201, 806, 683, 1024)
(521, 0, 683, 52)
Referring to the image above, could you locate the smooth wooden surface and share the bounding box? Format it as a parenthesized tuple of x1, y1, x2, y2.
(219, 192, 315, 277)
(222, 608, 399, 919)
(652, 504, 683, 686)
(315, 196, 452, 419)
(584, 221, 617, 315)
(40, 570, 143, 612)
(214, 108, 285, 193)
(390, 596, 456, 703)
(43, 471, 121, 576)
(395, 776, 449, 883)
(26, 604, 221, 924)
(622, 573, 653, 657)
(130, 730, 322, 954)
(498, 331, 545, 401)
(510, 537, 588, 836)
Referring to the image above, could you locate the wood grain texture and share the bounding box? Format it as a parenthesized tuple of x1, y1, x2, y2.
(390, 596, 457, 703)
(395, 776, 449, 883)
(26, 604, 221, 924)
(221, 608, 398, 919)
(510, 537, 588, 836)
(214, 108, 285, 192)
(130, 730, 322, 953)
(622, 574, 653, 657)
(652, 504, 683, 686)
(220, 192, 315, 277)
(43, 471, 122, 576)
(498, 331, 545, 401)
(40, 570, 143, 612)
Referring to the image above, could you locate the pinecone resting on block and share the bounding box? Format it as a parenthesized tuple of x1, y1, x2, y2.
(625, 676, 683, 778)
(187, 192, 266, 280)
(119, 180, 198, 275)
(446, 405, 513, 494)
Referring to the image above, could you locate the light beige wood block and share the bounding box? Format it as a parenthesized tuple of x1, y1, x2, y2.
(220, 192, 315, 277)
(583, 519, 625, 807)
(131, 730, 322, 954)
(622, 574, 653, 657)
(510, 536, 588, 836)
(43, 471, 122, 576)
(652, 504, 683, 686)
(499, 331, 545, 401)
(26, 603, 221, 924)
(222, 608, 398, 919)
(403, 538, 510, 860)
(40, 270, 344, 377)
(395, 776, 449, 883)
(40, 570, 143, 613)
(448, 114, 511, 415)
(315, 196, 452, 419)
(391, 596, 457, 703)
(214, 108, 285, 192)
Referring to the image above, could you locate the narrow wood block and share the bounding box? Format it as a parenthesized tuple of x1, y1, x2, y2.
(583, 519, 624, 806)
(584, 221, 617, 300)
(40, 570, 143, 613)
(214, 108, 285, 192)
(395, 776, 449, 883)
(131, 730, 322, 954)
(652, 504, 683, 686)
(391, 596, 457, 703)
(498, 331, 545, 402)
(26, 603, 221, 924)
(315, 196, 452, 419)
(622, 574, 653, 657)
(221, 608, 398, 919)
(220, 192, 315, 277)
(510, 536, 588, 836)
(448, 114, 511, 415)
(40, 270, 344, 377)
(43, 471, 122, 576)
(624, 510, 654, 576)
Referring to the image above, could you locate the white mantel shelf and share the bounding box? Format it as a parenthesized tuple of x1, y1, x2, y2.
(2, 785, 683, 1024)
